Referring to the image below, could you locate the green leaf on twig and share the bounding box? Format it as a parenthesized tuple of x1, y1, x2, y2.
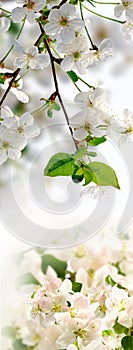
(121, 336, 133, 350)
(41, 254, 67, 279)
(44, 152, 76, 177)
(88, 162, 120, 189)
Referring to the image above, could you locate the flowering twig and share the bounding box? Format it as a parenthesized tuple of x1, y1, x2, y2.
(0, 68, 20, 108)
(79, 1, 98, 50)
(39, 23, 78, 150)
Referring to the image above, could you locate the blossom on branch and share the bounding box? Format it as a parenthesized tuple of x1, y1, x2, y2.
(58, 35, 90, 74)
(12, 0, 45, 23)
(0, 68, 29, 103)
(114, 0, 133, 22)
(0, 106, 40, 164)
(44, 3, 84, 43)
(14, 40, 49, 69)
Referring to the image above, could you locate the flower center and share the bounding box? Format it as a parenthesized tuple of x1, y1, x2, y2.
(17, 127, 24, 134)
(51, 303, 62, 312)
(74, 328, 87, 339)
(60, 17, 68, 26)
(3, 142, 9, 149)
(25, 1, 35, 9)
(73, 51, 81, 61)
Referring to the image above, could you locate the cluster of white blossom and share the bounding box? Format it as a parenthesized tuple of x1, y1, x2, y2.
(3, 233, 133, 350)
(0, 0, 133, 168)
(0, 106, 40, 164)
(114, 0, 133, 42)
(70, 87, 133, 145)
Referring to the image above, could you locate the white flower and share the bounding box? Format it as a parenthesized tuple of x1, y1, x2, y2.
(0, 17, 10, 32)
(87, 39, 114, 66)
(58, 35, 90, 74)
(56, 313, 101, 349)
(70, 88, 109, 141)
(14, 40, 49, 69)
(114, 0, 133, 22)
(122, 21, 133, 42)
(4, 112, 40, 140)
(0, 68, 29, 103)
(44, 3, 84, 43)
(12, 0, 45, 23)
(119, 108, 133, 136)
(0, 126, 26, 165)
(0, 107, 40, 165)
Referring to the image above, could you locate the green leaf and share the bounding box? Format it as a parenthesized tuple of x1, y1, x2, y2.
(72, 281, 82, 292)
(121, 336, 133, 350)
(87, 151, 97, 157)
(113, 321, 129, 335)
(67, 70, 79, 82)
(2, 326, 18, 339)
(73, 147, 88, 160)
(87, 136, 106, 146)
(83, 166, 94, 186)
(44, 152, 75, 177)
(69, 0, 79, 4)
(41, 254, 67, 279)
(52, 102, 60, 111)
(88, 162, 120, 189)
(105, 275, 116, 286)
(0, 73, 5, 84)
(47, 109, 53, 118)
(72, 166, 84, 183)
(102, 329, 114, 337)
(16, 273, 40, 289)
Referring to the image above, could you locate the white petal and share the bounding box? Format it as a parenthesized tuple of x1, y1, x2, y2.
(99, 38, 113, 54)
(1, 106, 14, 119)
(61, 56, 74, 72)
(14, 55, 27, 68)
(74, 128, 88, 141)
(27, 46, 38, 57)
(48, 8, 61, 21)
(34, 0, 46, 12)
(126, 7, 133, 22)
(0, 149, 7, 165)
(44, 22, 60, 35)
(0, 17, 10, 32)
(14, 39, 25, 53)
(60, 4, 76, 17)
(114, 4, 124, 18)
(60, 27, 75, 43)
(12, 7, 25, 23)
(25, 125, 40, 138)
(27, 10, 35, 23)
(19, 113, 34, 127)
(30, 54, 49, 69)
(71, 18, 84, 29)
(8, 147, 22, 160)
(12, 89, 29, 103)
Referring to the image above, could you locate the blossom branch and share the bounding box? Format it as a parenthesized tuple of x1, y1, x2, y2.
(0, 68, 20, 108)
(38, 24, 78, 150)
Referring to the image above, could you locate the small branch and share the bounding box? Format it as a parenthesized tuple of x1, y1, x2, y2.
(53, 0, 68, 9)
(0, 68, 20, 108)
(79, 1, 98, 50)
(82, 3, 126, 23)
(39, 23, 78, 150)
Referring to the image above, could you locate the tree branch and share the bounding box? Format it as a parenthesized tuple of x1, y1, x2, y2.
(0, 68, 20, 108)
(39, 23, 78, 150)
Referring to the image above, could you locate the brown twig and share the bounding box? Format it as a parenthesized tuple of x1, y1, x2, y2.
(0, 68, 20, 108)
(39, 23, 78, 150)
